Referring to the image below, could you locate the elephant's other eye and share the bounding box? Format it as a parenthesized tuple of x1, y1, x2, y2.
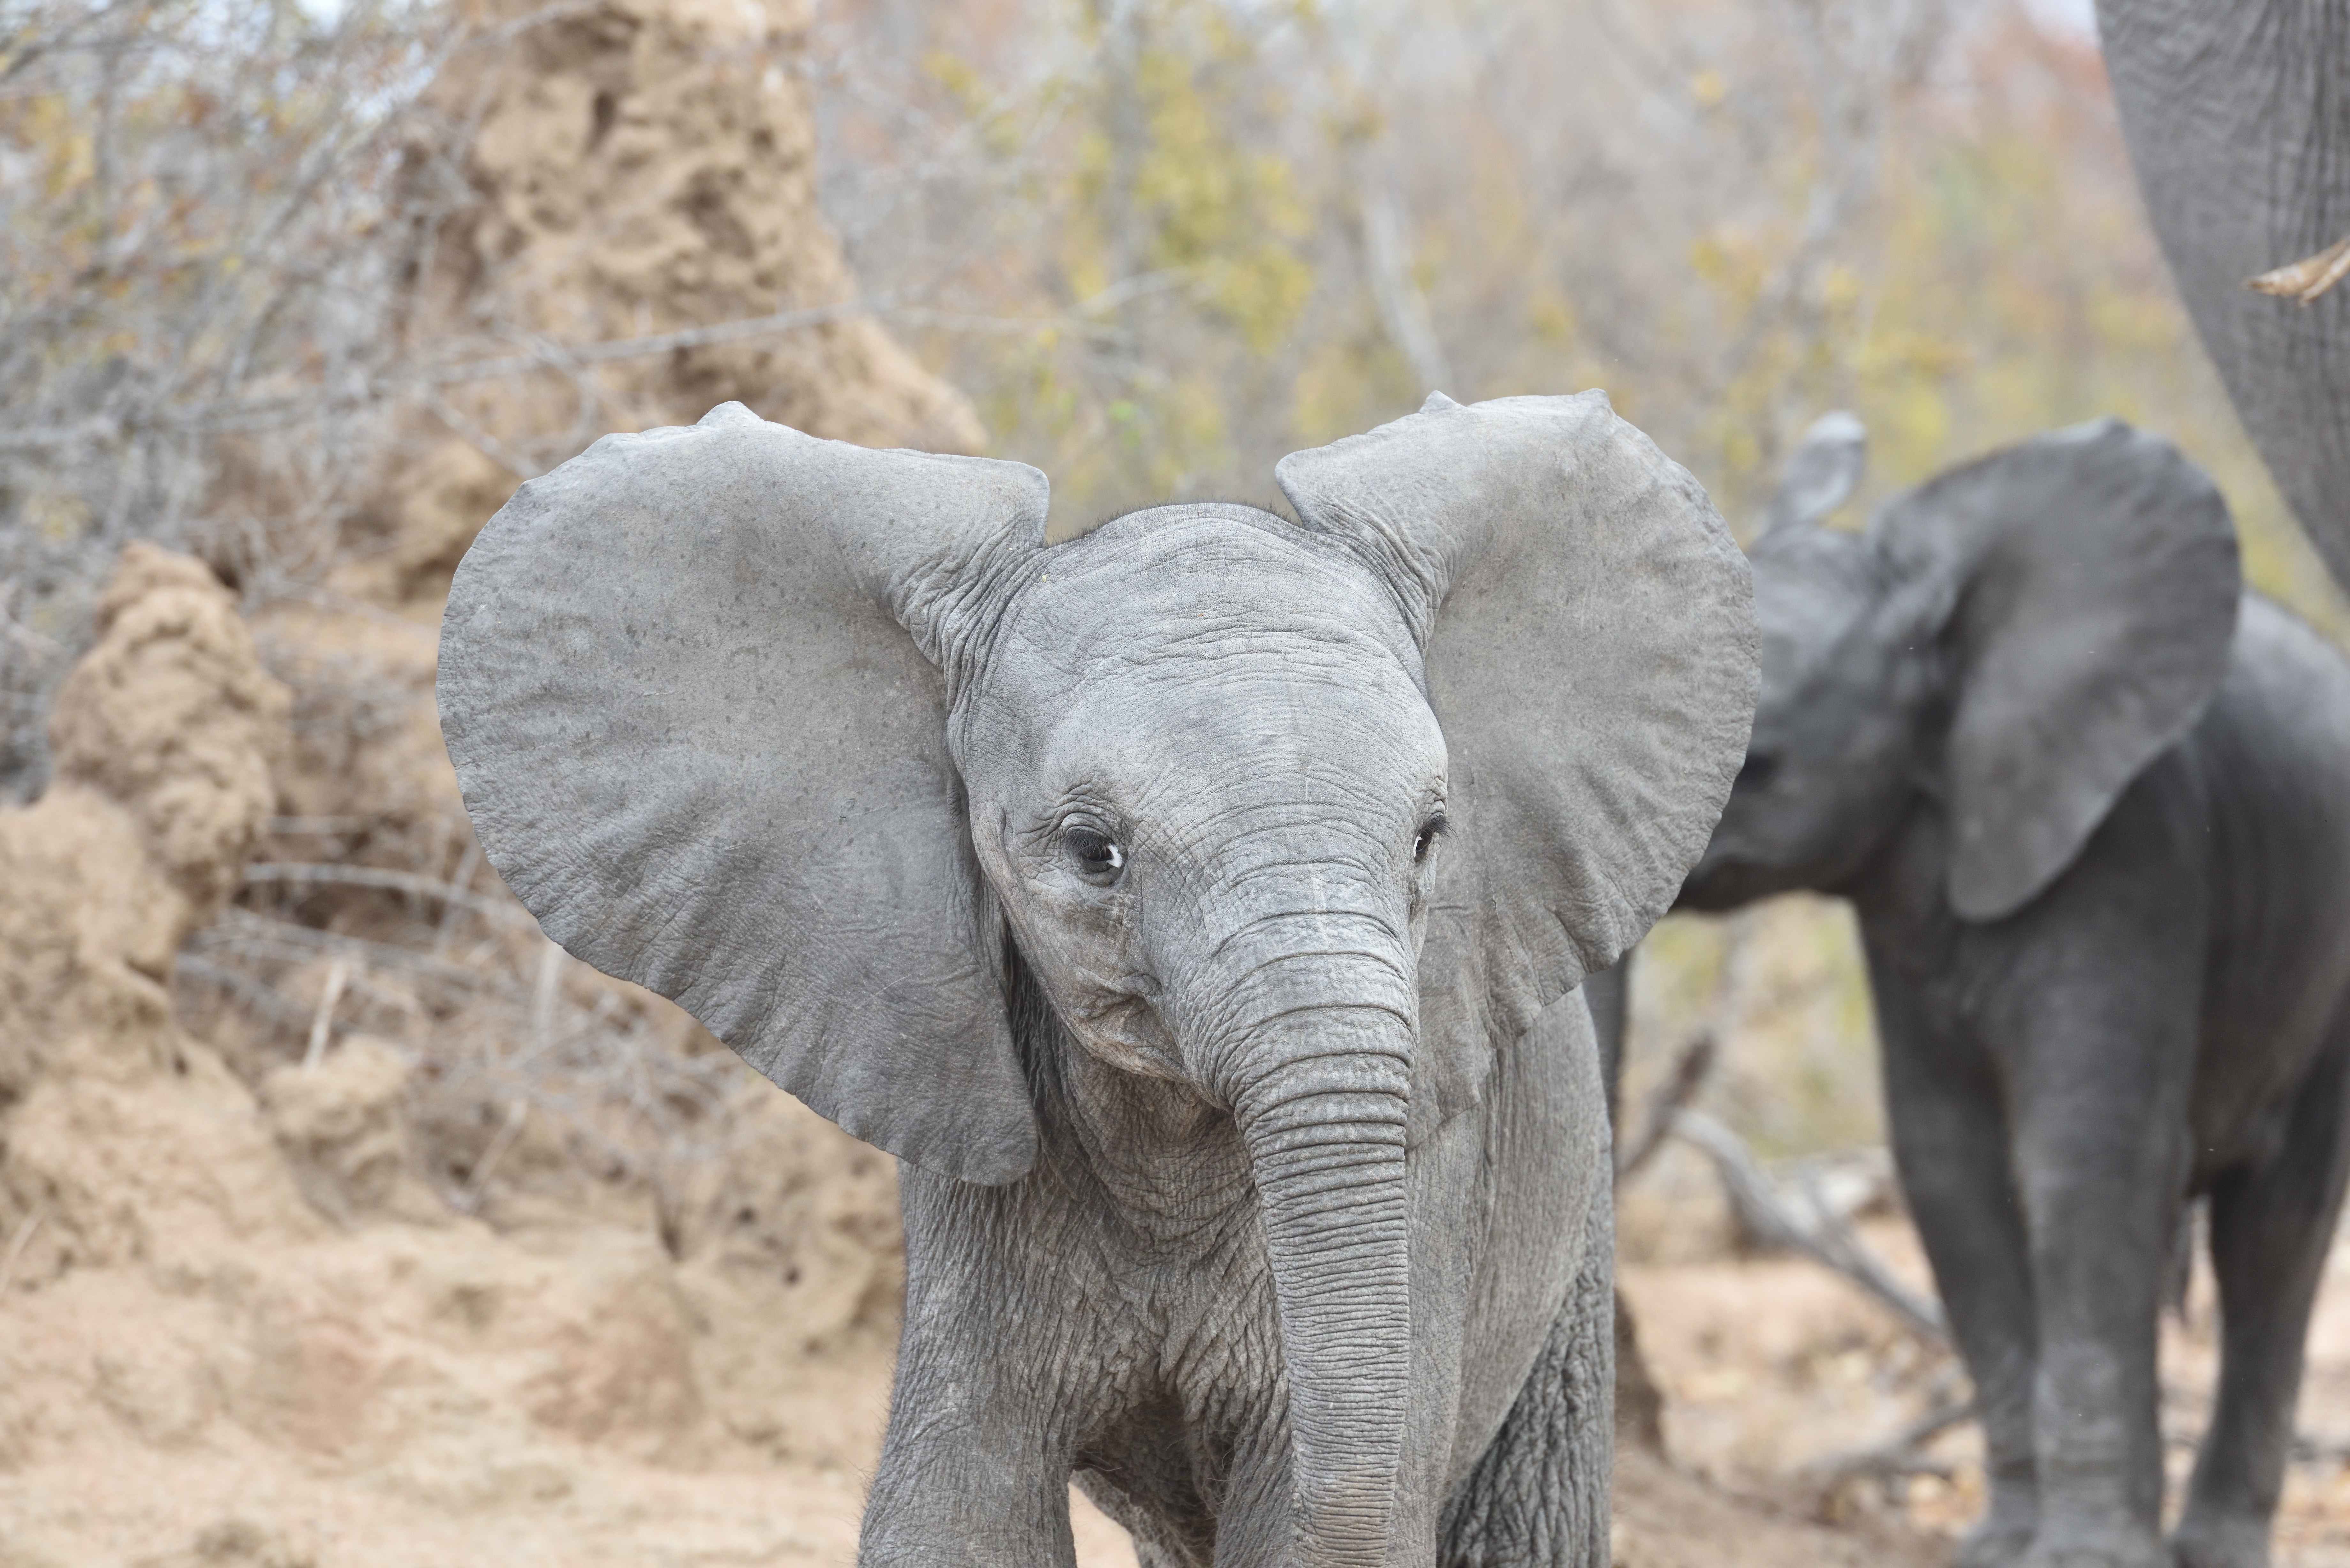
(1735, 752, 1780, 792)
(1412, 813, 1447, 867)
(1064, 825, 1126, 882)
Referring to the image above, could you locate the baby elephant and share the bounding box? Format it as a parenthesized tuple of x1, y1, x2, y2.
(1681, 414, 2350, 1568)
(438, 394, 1756, 1567)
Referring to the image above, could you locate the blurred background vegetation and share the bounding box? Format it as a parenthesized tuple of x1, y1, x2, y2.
(5, 0, 2345, 1222)
(810, 0, 2350, 1219)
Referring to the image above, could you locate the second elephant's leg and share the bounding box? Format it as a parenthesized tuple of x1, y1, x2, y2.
(1869, 962, 2042, 1568)
(2173, 1038, 2350, 1568)
(2003, 1002, 2193, 1568)
(1437, 1197, 1613, 1568)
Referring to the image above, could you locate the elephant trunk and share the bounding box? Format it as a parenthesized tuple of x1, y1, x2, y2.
(1228, 1006, 1414, 1568)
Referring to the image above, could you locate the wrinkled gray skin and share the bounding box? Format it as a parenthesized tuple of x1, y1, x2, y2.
(2097, 0, 2350, 590)
(436, 393, 1756, 1567)
(1581, 962, 1627, 1123)
(1680, 414, 2350, 1568)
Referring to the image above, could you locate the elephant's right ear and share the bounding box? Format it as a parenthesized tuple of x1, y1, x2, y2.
(1759, 411, 1867, 536)
(1873, 419, 2239, 922)
(1276, 392, 1756, 1115)
(437, 403, 1049, 1185)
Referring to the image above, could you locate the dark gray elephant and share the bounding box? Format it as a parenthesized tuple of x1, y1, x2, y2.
(436, 393, 1756, 1567)
(1678, 415, 2350, 1568)
(2097, 0, 2350, 587)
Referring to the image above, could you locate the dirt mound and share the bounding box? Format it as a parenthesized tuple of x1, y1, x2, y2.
(0, 545, 307, 1277)
(443, 0, 983, 448)
(348, 0, 983, 610)
(0, 545, 924, 1562)
(0, 547, 288, 1098)
(244, 0, 991, 960)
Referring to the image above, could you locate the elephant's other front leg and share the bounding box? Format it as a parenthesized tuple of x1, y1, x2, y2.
(1437, 1192, 1613, 1568)
(2001, 980, 2195, 1568)
(1870, 960, 2042, 1568)
(2174, 1036, 2350, 1568)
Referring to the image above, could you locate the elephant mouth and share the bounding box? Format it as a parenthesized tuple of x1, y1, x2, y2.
(1676, 847, 1820, 912)
(1674, 856, 1753, 911)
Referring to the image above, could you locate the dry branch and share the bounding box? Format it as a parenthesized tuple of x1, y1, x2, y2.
(1616, 1030, 1717, 1179)
(240, 861, 534, 929)
(1670, 1108, 1947, 1342)
(0, 1210, 47, 1297)
(1799, 1391, 1973, 1517)
(199, 908, 496, 990)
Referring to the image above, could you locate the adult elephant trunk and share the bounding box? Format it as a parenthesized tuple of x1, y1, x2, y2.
(1226, 1003, 1415, 1568)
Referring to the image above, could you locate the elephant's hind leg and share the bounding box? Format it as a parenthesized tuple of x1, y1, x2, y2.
(2173, 1037, 2350, 1568)
(1438, 1199, 1613, 1568)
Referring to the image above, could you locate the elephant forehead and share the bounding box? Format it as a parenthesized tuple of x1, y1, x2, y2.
(994, 505, 1423, 683)
(962, 509, 1440, 788)
(1750, 533, 1878, 691)
(1042, 654, 1442, 780)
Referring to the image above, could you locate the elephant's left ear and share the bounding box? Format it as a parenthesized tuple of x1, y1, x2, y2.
(1277, 391, 1757, 1100)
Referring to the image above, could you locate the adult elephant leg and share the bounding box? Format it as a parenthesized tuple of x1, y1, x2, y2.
(2174, 1035, 2350, 1568)
(1867, 954, 2044, 1568)
(1437, 1187, 1614, 1568)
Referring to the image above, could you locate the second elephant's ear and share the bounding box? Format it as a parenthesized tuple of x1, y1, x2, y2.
(1759, 411, 1868, 536)
(438, 403, 1049, 1185)
(1872, 419, 2240, 922)
(1277, 392, 1757, 1104)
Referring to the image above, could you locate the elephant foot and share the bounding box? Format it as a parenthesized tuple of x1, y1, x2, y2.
(2015, 1519, 2169, 1568)
(2170, 1511, 2270, 1568)
(1953, 1490, 2037, 1568)
(1956, 1516, 2037, 1568)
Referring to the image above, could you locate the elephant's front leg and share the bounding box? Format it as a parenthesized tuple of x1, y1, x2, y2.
(863, 1176, 1093, 1568)
(1437, 1190, 1613, 1567)
(862, 1320, 1086, 1568)
(1870, 957, 2042, 1568)
(2000, 974, 2196, 1568)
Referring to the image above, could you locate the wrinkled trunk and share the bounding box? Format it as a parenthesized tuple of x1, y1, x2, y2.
(1231, 1017, 1415, 1568)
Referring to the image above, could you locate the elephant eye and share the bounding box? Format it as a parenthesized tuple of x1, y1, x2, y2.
(1735, 752, 1780, 792)
(1064, 825, 1125, 881)
(1412, 813, 1447, 866)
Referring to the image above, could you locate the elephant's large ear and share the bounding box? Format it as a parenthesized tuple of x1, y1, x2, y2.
(438, 403, 1049, 1184)
(1759, 411, 1867, 536)
(1276, 392, 1756, 1110)
(1871, 419, 2239, 922)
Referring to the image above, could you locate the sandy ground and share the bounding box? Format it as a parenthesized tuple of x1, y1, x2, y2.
(0, 1335, 1143, 1568)
(1622, 1214, 2350, 1567)
(0, 1329, 1919, 1568)
(24, 1205, 2350, 1565)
